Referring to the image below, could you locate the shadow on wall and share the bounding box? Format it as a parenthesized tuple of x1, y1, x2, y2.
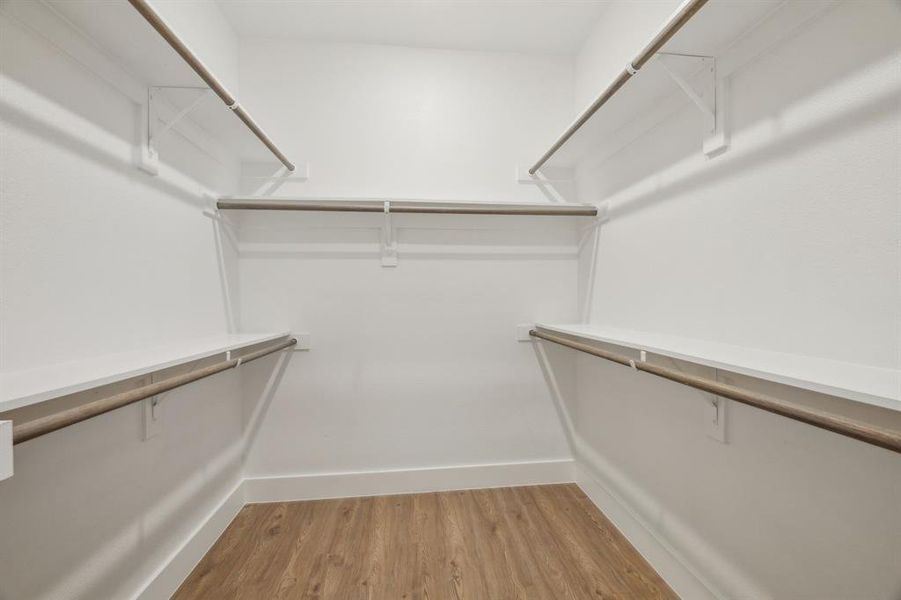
(211, 214, 241, 333)
(608, 81, 901, 222)
(0, 98, 208, 212)
(0, 6, 231, 205)
(0, 379, 237, 599)
(531, 337, 579, 454)
(0, 353, 290, 600)
(240, 350, 293, 461)
(531, 332, 901, 600)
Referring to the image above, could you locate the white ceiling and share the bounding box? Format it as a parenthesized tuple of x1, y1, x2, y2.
(216, 0, 610, 55)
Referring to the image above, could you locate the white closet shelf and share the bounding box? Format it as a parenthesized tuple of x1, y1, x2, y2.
(534, 324, 901, 411)
(36, 0, 292, 167)
(0, 332, 291, 413)
(217, 197, 599, 217)
(533, 0, 813, 171)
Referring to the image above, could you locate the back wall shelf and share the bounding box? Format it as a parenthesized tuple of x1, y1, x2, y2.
(216, 197, 600, 217)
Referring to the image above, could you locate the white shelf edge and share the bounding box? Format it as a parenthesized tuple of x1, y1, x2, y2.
(237, 242, 579, 258)
(535, 323, 901, 411)
(0, 331, 291, 413)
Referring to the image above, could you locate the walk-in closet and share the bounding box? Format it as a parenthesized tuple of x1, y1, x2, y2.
(1, 0, 899, 598)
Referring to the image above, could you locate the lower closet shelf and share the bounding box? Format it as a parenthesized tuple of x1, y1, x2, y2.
(0, 332, 291, 413)
(535, 324, 901, 411)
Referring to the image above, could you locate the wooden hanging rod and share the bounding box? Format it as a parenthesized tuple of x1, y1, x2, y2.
(11, 337, 296, 445)
(127, 0, 295, 171)
(530, 329, 901, 454)
(529, 0, 709, 174)
(217, 198, 599, 217)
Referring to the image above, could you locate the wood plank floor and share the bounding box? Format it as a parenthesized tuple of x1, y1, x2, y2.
(174, 484, 678, 599)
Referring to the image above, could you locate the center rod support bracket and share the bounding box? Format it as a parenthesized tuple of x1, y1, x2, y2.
(381, 201, 398, 268)
(656, 52, 727, 157)
(142, 370, 167, 441)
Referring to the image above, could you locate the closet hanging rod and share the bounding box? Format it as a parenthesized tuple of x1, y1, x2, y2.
(126, 0, 295, 171)
(529, 0, 708, 174)
(530, 329, 901, 455)
(11, 337, 296, 445)
(217, 198, 599, 217)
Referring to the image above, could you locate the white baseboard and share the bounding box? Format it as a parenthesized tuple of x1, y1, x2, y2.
(573, 434, 768, 600)
(575, 462, 719, 600)
(131, 455, 738, 600)
(243, 458, 576, 503)
(134, 480, 246, 600)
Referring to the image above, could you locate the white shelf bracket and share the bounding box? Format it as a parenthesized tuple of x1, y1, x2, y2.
(656, 53, 727, 157)
(141, 86, 213, 175)
(142, 396, 163, 440)
(381, 201, 398, 267)
(142, 371, 167, 441)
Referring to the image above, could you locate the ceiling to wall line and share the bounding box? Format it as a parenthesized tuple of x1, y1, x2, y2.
(215, 0, 611, 55)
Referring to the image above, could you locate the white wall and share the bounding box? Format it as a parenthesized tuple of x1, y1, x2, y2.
(565, 1, 901, 598)
(0, 1, 255, 598)
(581, 0, 900, 367)
(235, 41, 577, 479)
(238, 216, 578, 477)
(236, 39, 574, 200)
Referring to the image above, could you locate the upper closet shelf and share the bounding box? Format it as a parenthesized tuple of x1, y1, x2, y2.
(0, 332, 291, 413)
(39, 0, 294, 170)
(531, 0, 807, 172)
(217, 197, 598, 217)
(535, 324, 901, 412)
